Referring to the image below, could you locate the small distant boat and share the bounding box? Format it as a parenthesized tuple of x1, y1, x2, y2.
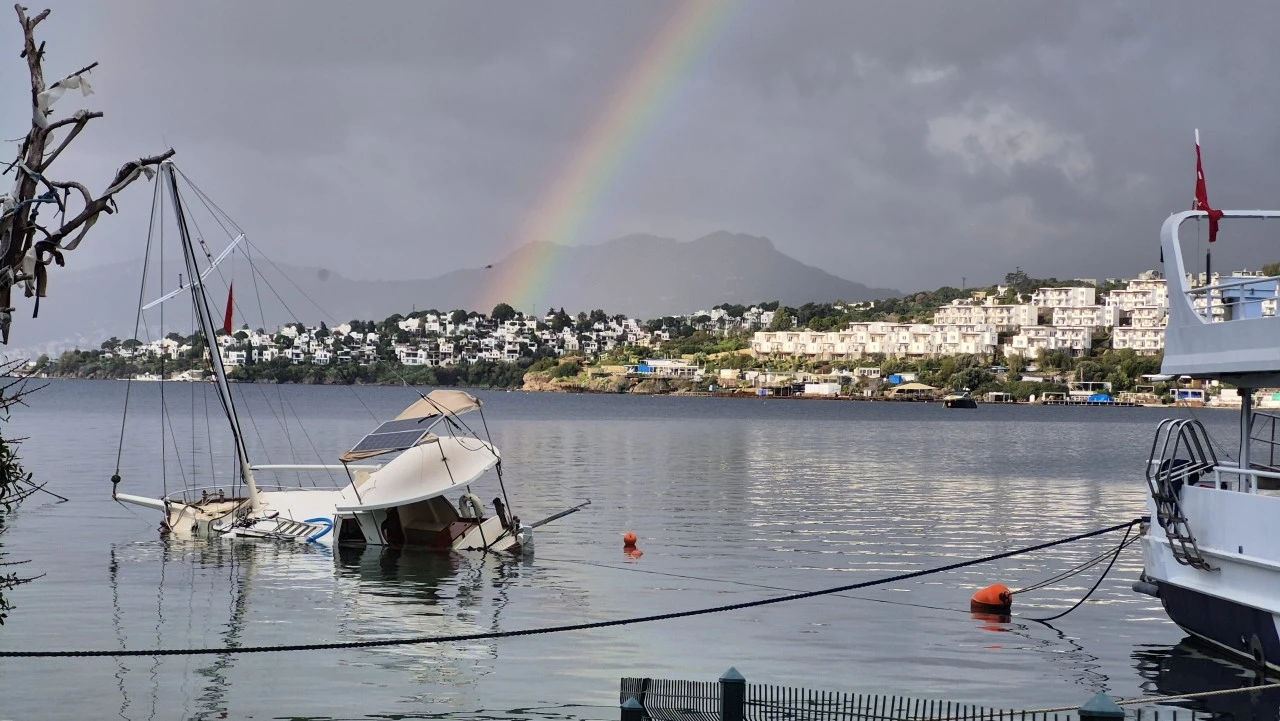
(943, 390, 977, 409)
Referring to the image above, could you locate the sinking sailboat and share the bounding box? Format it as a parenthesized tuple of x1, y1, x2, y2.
(111, 161, 561, 552)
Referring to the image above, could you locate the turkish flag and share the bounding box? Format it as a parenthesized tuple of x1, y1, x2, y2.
(1194, 140, 1224, 243)
(224, 285, 234, 335)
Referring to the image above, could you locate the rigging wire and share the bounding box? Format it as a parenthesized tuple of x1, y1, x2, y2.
(158, 180, 168, 497)
(165, 166, 512, 505)
(176, 167, 379, 422)
(170, 172, 246, 492)
(276, 390, 337, 487)
(114, 178, 163, 478)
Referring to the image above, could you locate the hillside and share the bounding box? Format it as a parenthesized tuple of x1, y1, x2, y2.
(1, 231, 899, 356)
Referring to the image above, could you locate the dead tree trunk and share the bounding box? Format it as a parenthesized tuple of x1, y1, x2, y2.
(0, 4, 174, 343)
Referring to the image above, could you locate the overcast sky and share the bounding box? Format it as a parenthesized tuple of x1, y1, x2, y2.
(5, 0, 1280, 295)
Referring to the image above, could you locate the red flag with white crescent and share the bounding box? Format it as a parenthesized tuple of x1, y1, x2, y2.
(1194, 133, 1224, 243)
(223, 283, 234, 334)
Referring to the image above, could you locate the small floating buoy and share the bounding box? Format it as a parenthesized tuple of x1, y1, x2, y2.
(970, 583, 1012, 614)
(623, 532, 642, 558)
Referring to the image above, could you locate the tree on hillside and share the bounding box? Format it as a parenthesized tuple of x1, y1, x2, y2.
(768, 307, 795, 331)
(491, 303, 516, 322)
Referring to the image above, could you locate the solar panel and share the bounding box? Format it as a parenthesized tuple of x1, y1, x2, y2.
(347, 429, 430, 454)
(370, 418, 430, 435)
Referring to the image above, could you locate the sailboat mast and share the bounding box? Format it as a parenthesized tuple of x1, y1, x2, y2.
(161, 162, 262, 511)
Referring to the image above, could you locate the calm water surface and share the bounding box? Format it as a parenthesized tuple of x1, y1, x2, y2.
(1, 380, 1276, 720)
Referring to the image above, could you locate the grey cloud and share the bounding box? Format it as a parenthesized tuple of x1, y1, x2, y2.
(5, 0, 1280, 307)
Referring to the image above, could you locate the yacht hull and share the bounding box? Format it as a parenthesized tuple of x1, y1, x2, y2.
(1142, 485, 1280, 671)
(133, 489, 528, 552)
(1155, 580, 1280, 672)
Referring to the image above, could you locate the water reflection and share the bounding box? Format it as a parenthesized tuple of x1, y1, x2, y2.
(103, 539, 538, 720)
(1134, 639, 1280, 718)
(965, 613, 1110, 697)
(8, 386, 1256, 718)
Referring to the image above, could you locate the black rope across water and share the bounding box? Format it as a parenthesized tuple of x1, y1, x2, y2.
(1026, 523, 1135, 623)
(0, 518, 1144, 659)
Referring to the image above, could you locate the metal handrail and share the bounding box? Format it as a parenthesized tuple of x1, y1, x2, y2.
(1183, 273, 1280, 296)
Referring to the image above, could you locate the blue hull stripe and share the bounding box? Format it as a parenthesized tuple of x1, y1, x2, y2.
(1158, 582, 1280, 667)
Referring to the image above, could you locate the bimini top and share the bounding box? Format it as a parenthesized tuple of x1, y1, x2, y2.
(1161, 209, 1280, 384)
(339, 389, 483, 462)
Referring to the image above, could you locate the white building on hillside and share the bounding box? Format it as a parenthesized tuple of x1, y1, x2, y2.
(1004, 325, 1092, 358)
(1030, 286, 1095, 308)
(933, 301, 1037, 329)
(1051, 305, 1121, 328)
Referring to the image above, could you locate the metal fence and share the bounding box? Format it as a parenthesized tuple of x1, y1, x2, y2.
(619, 670, 1217, 721)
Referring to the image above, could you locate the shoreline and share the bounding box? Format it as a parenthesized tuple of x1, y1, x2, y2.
(21, 374, 1239, 409)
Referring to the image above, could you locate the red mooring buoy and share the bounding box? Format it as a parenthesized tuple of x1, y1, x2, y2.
(623, 531, 642, 558)
(970, 584, 1012, 614)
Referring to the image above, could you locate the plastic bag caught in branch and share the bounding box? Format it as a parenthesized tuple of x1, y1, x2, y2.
(33, 72, 94, 128)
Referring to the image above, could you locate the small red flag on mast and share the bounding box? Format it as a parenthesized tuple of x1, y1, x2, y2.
(223, 283, 234, 334)
(1193, 129, 1224, 243)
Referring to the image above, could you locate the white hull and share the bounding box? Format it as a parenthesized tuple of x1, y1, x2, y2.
(136, 489, 526, 552)
(1141, 466, 1280, 669)
(117, 434, 531, 553)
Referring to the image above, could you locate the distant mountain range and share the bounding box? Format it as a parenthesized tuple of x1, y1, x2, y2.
(1, 231, 900, 357)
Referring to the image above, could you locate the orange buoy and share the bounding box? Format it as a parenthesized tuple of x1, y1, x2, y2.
(625, 547, 644, 559)
(970, 583, 1012, 614)
(623, 532, 638, 547)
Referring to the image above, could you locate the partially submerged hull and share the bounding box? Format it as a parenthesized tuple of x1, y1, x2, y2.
(119, 434, 530, 553)
(149, 489, 527, 552)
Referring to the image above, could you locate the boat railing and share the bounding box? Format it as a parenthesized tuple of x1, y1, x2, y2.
(1160, 210, 1280, 377)
(163, 484, 344, 504)
(1183, 273, 1280, 323)
(1209, 465, 1280, 494)
(1249, 411, 1280, 471)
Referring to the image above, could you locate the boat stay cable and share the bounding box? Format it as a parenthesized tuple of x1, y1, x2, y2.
(114, 178, 162, 484)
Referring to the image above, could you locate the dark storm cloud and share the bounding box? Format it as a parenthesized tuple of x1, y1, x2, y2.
(5, 0, 1280, 295)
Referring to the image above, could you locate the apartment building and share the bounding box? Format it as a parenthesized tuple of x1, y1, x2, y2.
(1030, 286, 1095, 308)
(1003, 325, 1092, 358)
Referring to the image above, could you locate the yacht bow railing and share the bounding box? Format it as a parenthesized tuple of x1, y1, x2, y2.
(1183, 273, 1280, 323)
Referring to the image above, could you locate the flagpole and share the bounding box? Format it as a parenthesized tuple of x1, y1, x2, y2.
(1196, 129, 1212, 286)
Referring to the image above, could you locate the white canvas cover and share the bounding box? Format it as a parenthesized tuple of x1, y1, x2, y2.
(395, 389, 483, 420)
(335, 435, 499, 512)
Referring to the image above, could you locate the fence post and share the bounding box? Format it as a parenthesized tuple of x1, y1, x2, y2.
(620, 697, 645, 721)
(1078, 693, 1124, 721)
(721, 667, 746, 721)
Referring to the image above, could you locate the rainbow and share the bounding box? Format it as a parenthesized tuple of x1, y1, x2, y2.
(480, 0, 738, 314)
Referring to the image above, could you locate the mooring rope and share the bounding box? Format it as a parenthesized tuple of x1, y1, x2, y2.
(1026, 523, 1135, 623)
(0, 518, 1143, 658)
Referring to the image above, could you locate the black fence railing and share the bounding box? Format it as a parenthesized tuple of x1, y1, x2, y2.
(619, 669, 1215, 721)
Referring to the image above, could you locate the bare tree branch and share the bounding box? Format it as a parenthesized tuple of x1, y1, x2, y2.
(38, 110, 100, 170)
(1, 5, 175, 342)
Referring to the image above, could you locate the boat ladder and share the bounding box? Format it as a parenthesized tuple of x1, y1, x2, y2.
(268, 518, 322, 538)
(1146, 419, 1216, 571)
(228, 513, 325, 541)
